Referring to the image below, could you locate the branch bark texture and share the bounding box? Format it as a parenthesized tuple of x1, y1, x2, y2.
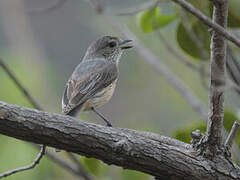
(205, 0, 228, 156)
(0, 101, 240, 179)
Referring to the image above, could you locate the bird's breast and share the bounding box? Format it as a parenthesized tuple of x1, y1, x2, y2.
(82, 80, 117, 111)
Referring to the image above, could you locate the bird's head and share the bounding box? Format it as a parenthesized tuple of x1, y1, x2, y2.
(84, 36, 133, 63)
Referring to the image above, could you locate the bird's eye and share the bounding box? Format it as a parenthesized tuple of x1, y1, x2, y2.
(108, 41, 117, 48)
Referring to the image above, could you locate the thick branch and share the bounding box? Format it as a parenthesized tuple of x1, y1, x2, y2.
(0, 101, 240, 179)
(205, 0, 228, 156)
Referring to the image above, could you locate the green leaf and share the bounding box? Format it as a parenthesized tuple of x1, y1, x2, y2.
(176, 22, 210, 60)
(173, 110, 239, 144)
(121, 169, 149, 180)
(136, 7, 176, 33)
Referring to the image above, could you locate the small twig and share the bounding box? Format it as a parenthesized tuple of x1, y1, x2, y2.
(0, 145, 46, 178)
(157, 31, 210, 89)
(199, 63, 209, 90)
(0, 59, 42, 110)
(226, 46, 240, 88)
(116, 0, 158, 16)
(67, 153, 96, 180)
(0, 57, 91, 178)
(225, 121, 240, 150)
(157, 31, 201, 72)
(32, 144, 82, 177)
(27, 0, 67, 14)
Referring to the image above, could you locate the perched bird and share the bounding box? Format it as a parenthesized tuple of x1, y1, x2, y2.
(62, 36, 133, 127)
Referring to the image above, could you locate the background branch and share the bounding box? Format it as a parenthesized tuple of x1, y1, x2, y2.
(170, 0, 240, 48)
(225, 121, 240, 151)
(0, 58, 42, 110)
(0, 58, 92, 179)
(0, 145, 46, 178)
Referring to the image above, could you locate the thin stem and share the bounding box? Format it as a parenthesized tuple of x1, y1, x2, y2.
(0, 59, 42, 110)
(0, 145, 46, 178)
(170, 0, 240, 48)
(27, 0, 67, 14)
(225, 121, 240, 150)
(0, 58, 91, 179)
(67, 153, 96, 180)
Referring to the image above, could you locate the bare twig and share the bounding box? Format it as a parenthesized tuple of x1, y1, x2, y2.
(157, 31, 210, 90)
(0, 145, 46, 178)
(67, 153, 96, 180)
(226, 46, 240, 88)
(0, 58, 91, 179)
(225, 121, 240, 151)
(27, 0, 67, 14)
(0, 59, 46, 178)
(116, 0, 158, 16)
(205, 0, 229, 156)
(32, 144, 83, 177)
(199, 63, 209, 90)
(157, 31, 201, 72)
(170, 0, 240, 48)
(0, 59, 42, 110)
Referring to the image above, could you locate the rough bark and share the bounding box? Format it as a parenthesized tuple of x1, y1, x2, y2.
(205, 0, 229, 156)
(0, 101, 240, 179)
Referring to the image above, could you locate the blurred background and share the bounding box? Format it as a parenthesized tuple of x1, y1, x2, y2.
(0, 0, 240, 179)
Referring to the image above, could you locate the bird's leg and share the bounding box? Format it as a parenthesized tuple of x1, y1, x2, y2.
(91, 107, 112, 127)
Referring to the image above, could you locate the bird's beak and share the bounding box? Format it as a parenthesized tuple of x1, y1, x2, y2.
(120, 40, 133, 50)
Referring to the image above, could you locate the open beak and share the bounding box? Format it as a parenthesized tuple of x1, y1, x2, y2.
(120, 39, 133, 50)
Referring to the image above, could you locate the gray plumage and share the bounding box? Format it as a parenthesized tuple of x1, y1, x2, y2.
(61, 36, 132, 119)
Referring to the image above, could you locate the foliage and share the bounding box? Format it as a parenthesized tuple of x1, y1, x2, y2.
(173, 110, 240, 145)
(136, 1, 240, 60)
(137, 7, 176, 33)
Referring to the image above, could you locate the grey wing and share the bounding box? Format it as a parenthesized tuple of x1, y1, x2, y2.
(62, 61, 118, 114)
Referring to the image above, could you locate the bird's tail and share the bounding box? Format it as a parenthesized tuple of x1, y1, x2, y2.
(65, 102, 84, 117)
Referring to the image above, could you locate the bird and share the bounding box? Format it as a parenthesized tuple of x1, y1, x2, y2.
(62, 35, 133, 127)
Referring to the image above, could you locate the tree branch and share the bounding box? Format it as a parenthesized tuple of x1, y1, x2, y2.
(204, 0, 229, 156)
(0, 101, 240, 179)
(0, 59, 42, 110)
(225, 121, 240, 151)
(170, 0, 240, 48)
(0, 58, 93, 179)
(27, 0, 67, 14)
(0, 145, 46, 178)
(67, 153, 96, 180)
